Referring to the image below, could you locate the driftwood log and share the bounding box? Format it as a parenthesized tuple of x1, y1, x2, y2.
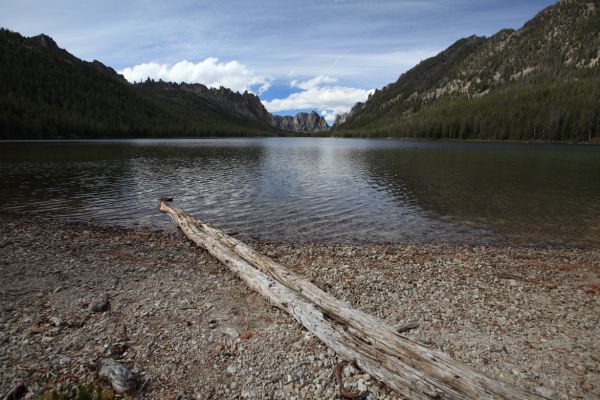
(160, 200, 547, 400)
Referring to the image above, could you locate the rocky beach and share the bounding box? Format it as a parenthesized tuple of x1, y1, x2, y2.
(1, 215, 599, 399)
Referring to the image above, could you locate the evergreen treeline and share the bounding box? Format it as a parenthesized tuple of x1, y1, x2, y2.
(336, 73, 600, 141)
(0, 29, 278, 139)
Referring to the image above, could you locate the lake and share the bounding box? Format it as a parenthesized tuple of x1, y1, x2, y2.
(1, 138, 599, 246)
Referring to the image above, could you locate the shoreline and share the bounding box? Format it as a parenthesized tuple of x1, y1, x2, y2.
(1, 136, 599, 145)
(1, 215, 599, 399)
(2, 212, 597, 251)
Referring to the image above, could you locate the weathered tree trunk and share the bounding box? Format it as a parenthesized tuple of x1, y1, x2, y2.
(160, 200, 547, 400)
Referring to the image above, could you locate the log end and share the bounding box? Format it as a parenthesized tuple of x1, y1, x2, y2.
(159, 196, 174, 213)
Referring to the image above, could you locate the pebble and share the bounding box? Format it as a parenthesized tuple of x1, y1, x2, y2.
(97, 358, 138, 393)
(91, 295, 110, 313)
(59, 356, 72, 366)
(226, 365, 237, 375)
(1, 216, 599, 399)
(221, 327, 240, 339)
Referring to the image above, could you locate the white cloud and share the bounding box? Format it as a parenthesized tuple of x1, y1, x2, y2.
(319, 110, 339, 125)
(290, 75, 337, 90)
(263, 77, 374, 124)
(119, 58, 272, 94)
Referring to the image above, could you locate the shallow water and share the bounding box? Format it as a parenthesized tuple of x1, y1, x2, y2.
(1, 138, 599, 246)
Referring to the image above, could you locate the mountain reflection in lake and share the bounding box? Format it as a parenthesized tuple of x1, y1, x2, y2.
(1, 138, 599, 246)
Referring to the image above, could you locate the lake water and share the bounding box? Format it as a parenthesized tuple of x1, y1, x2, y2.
(1, 138, 599, 246)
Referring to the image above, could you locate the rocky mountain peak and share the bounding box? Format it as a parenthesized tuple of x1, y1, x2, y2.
(30, 34, 60, 50)
(333, 102, 366, 127)
(88, 60, 126, 81)
(270, 111, 329, 133)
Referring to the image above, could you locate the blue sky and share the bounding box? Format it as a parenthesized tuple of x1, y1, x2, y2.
(1, 0, 557, 122)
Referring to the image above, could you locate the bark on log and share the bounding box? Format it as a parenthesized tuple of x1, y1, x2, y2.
(160, 200, 547, 400)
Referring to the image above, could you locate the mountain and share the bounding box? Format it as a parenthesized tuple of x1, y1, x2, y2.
(271, 111, 329, 133)
(133, 80, 276, 133)
(137, 81, 328, 133)
(333, 102, 366, 126)
(335, 0, 600, 142)
(0, 29, 327, 139)
(135, 80, 329, 133)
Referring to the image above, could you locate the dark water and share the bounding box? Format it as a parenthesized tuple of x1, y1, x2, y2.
(1, 138, 599, 246)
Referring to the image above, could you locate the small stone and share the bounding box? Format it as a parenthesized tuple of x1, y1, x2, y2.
(226, 364, 237, 375)
(221, 327, 239, 339)
(97, 358, 138, 393)
(239, 331, 253, 340)
(59, 356, 72, 366)
(241, 389, 256, 398)
(91, 294, 110, 313)
(535, 386, 555, 398)
(357, 380, 367, 392)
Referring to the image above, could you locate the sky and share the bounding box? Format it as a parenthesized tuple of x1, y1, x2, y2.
(1, 0, 557, 123)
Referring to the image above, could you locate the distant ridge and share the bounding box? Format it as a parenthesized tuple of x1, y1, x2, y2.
(0, 28, 327, 139)
(271, 111, 329, 133)
(136, 80, 329, 134)
(335, 0, 600, 142)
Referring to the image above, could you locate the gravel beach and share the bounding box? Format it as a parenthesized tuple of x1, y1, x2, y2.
(1, 215, 599, 399)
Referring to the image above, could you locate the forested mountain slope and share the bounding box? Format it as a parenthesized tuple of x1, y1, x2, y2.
(335, 0, 600, 141)
(0, 29, 293, 138)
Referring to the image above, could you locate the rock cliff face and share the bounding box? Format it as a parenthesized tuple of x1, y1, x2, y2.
(333, 102, 366, 127)
(271, 111, 329, 133)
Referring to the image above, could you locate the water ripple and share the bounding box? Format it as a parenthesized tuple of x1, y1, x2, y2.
(1, 138, 599, 246)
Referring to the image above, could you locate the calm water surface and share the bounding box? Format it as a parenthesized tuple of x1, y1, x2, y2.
(1, 138, 599, 246)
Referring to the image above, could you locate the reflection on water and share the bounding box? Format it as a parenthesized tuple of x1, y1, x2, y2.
(0, 138, 599, 246)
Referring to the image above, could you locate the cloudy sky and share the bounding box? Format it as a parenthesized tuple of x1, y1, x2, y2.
(1, 0, 556, 123)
